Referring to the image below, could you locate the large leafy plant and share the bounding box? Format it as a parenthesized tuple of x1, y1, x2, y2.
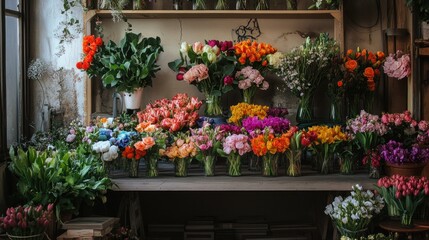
(9, 147, 112, 221)
(101, 32, 163, 93)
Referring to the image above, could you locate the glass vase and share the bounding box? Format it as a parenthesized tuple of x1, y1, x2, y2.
(329, 100, 343, 123)
(146, 156, 158, 177)
(227, 153, 242, 176)
(133, 0, 144, 10)
(296, 95, 313, 124)
(347, 94, 361, 118)
(205, 94, 223, 116)
(401, 211, 413, 227)
(369, 165, 380, 179)
(248, 155, 261, 172)
(215, 0, 228, 10)
(193, 0, 206, 10)
(337, 227, 367, 239)
(236, 0, 246, 10)
(286, 0, 297, 10)
(387, 204, 400, 218)
(262, 154, 279, 177)
(242, 88, 255, 104)
(319, 149, 334, 174)
(255, 0, 269, 10)
(203, 155, 216, 176)
(286, 149, 302, 177)
(175, 158, 189, 177)
(129, 159, 140, 178)
(339, 155, 354, 175)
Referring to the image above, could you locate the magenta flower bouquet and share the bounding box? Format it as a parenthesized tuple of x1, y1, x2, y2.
(383, 50, 411, 80)
(242, 116, 290, 137)
(235, 66, 269, 103)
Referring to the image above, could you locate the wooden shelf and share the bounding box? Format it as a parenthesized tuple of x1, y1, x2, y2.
(88, 9, 342, 21)
(110, 172, 377, 192)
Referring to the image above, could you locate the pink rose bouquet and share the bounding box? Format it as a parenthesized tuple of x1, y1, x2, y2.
(190, 123, 222, 176)
(235, 66, 269, 104)
(383, 50, 411, 80)
(218, 133, 252, 176)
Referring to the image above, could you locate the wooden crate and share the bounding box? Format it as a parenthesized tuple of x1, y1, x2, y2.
(58, 217, 119, 240)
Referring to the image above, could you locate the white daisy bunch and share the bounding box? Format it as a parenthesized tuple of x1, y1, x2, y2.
(325, 184, 384, 235)
(276, 33, 339, 99)
(92, 140, 119, 162)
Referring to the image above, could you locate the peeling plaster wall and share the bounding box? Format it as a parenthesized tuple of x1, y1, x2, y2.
(30, 0, 387, 128)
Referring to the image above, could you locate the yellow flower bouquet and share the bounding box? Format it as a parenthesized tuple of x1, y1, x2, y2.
(228, 103, 269, 125)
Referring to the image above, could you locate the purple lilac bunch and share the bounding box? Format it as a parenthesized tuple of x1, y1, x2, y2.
(268, 107, 289, 118)
(222, 134, 252, 156)
(242, 116, 290, 135)
(346, 110, 387, 136)
(380, 140, 429, 164)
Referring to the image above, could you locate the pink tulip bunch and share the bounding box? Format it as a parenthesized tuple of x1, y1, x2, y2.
(0, 204, 54, 236)
(377, 175, 429, 199)
(137, 93, 202, 132)
(381, 110, 417, 128)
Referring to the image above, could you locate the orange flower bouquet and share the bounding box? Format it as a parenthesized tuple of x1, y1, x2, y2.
(162, 132, 197, 177)
(233, 39, 278, 74)
(122, 146, 146, 178)
(251, 130, 290, 176)
(341, 48, 385, 117)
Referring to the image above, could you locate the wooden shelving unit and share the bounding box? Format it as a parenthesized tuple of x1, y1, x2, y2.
(82, 8, 344, 123)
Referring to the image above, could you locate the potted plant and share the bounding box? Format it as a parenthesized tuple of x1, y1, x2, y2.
(406, 0, 429, 39)
(100, 32, 163, 110)
(0, 204, 54, 240)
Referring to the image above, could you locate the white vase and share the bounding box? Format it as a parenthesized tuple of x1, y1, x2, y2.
(422, 21, 429, 40)
(123, 88, 143, 110)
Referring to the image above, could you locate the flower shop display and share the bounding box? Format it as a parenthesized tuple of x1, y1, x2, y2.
(308, 125, 347, 174)
(346, 110, 387, 178)
(9, 147, 112, 221)
(235, 66, 269, 104)
(162, 132, 197, 177)
(383, 50, 411, 80)
(376, 175, 429, 226)
(218, 134, 252, 176)
(340, 48, 385, 116)
(251, 131, 290, 176)
(277, 33, 340, 123)
(169, 40, 235, 117)
(137, 93, 202, 132)
(325, 185, 384, 238)
(0, 204, 54, 240)
(191, 123, 222, 176)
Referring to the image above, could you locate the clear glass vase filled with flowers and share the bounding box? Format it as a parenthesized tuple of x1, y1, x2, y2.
(325, 185, 384, 238)
(376, 175, 429, 226)
(192, 0, 206, 10)
(0, 204, 54, 240)
(121, 146, 144, 177)
(215, 0, 228, 10)
(218, 133, 252, 176)
(191, 123, 223, 176)
(169, 40, 235, 117)
(276, 33, 340, 124)
(255, 0, 269, 10)
(284, 127, 317, 176)
(163, 132, 197, 177)
(235, 66, 269, 104)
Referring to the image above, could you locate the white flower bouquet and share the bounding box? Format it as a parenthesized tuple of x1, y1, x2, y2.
(325, 184, 384, 238)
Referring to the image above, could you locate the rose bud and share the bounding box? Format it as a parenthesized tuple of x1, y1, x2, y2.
(176, 73, 184, 81)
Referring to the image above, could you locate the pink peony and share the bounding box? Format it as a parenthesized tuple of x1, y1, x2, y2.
(383, 50, 411, 80)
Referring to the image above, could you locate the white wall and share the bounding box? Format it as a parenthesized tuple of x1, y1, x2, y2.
(30, 0, 387, 129)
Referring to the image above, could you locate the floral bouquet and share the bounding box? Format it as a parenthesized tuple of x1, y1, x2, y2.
(346, 110, 387, 177)
(134, 122, 168, 177)
(191, 123, 222, 176)
(250, 131, 290, 176)
(162, 132, 197, 177)
(218, 133, 252, 176)
(0, 204, 54, 238)
(383, 50, 411, 80)
(235, 66, 269, 103)
(381, 110, 418, 146)
(242, 116, 290, 137)
(169, 40, 235, 116)
(137, 93, 202, 132)
(376, 175, 429, 226)
(380, 140, 429, 165)
(276, 33, 339, 123)
(228, 103, 269, 126)
(308, 125, 347, 174)
(284, 126, 317, 176)
(121, 146, 146, 177)
(340, 48, 385, 116)
(233, 39, 278, 74)
(76, 35, 104, 77)
(325, 185, 384, 239)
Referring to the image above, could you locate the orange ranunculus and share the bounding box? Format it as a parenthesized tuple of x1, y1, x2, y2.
(142, 137, 156, 149)
(346, 49, 353, 56)
(363, 67, 375, 79)
(376, 51, 385, 60)
(100, 117, 108, 123)
(82, 61, 90, 70)
(368, 52, 376, 64)
(337, 80, 343, 87)
(345, 60, 358, 72)
(135, 121, 151, 133)
(76, 62, 83, 69)
(367, 79, 375, 91)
